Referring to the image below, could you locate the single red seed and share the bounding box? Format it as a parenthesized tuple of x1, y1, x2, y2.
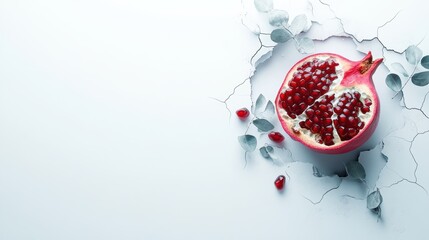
(337, 126, 345, 136)
(313, 116, 320, 124)
(306, 109, 315, 117)
(361, 106, 370, 113)
(339, 114, 347, 123)
(324, 118, 332, 125)
(334, 107, 342, 114)
(274, 175, 286, 190)
(293, 93, 301, 102)
(305, 119, 313, 128)
(269, 131, 285, 143)
(325, 125, 334, 132)
(323, 112, 331, 118)
(364, 98, 372, 106)
(348, 128, 357, 137)
(236, 108, 250, 119)
(311, 124, 321, 133)
(324, 133, 333, 142)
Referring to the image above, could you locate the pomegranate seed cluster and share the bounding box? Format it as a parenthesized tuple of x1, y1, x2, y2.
(333, 92, 372, 141)
(278, 58, 339, 119)
(299, 95, 336, 146)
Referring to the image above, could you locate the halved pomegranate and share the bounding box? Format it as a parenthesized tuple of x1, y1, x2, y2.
(275, 52, 382, 154)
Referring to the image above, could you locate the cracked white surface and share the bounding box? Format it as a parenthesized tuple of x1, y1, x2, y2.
(0, 0, 429, 239)
(229, 0, 429, 238)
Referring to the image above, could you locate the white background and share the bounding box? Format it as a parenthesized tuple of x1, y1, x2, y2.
(1, 0, 428, 239)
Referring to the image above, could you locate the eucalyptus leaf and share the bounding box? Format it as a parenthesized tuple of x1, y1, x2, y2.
(385, 73, 402, 92)
(372, 206, 381, 217)
(259, 145, 275, 160)
(367, 189, 383, 210)
(289, 14, 307, 35)
(238, 135, 257, 152)
(405, 45, 422, 65)
(253, 119, 274, 132)
(345, 161, 366, 180)
(312, 165, 322, 177)
(296, 37, 315, 54)
(254, 94, 266, 115)
(268, 10, 289, 27)
(254, 0, 273, 13)
(259, 146, 270, 159)
(270, 28, 293, 43)
(421, 55, 429, 69)
(411, 71, 429, 86)
(264, 100, 275, 116)
(391, 62, 409, 77)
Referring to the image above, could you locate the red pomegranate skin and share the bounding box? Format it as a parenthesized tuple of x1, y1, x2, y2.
(275, 52, 382, 154)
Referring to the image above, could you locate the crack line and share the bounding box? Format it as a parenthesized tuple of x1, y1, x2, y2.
(302, 179, 342, 205)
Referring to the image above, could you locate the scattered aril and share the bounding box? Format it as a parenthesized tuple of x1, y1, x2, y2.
(235, 108, 250, 120)
(236, 108, 250, 120)
(268, 131, 285, 143)
(274, 175, 286, 190)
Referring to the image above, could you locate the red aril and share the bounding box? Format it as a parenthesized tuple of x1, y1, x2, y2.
(268, 131, 285, 143)
(274, 175, 286, 190)
(275, 52, 382, 154)
(236, 108, 250, 119)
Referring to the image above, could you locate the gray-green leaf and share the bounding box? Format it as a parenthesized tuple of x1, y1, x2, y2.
(238, 135, 257, 152)
(264, 100, 275, 116)
(405, 45, 422, 65)
(289, 14, 307, 35)
(346, 161, 366, 180)
(411, 71, 429, 86)
(259, 146, 270, 159)
(253, 119, 274, 132)
(385, 73, 402, 92)
(296, 37, 315, 54)
(367, 189, 383, 210)
(254, 0, 273, 13)
(254, 94, 266, 114)
(421, 55, 429, 69)
(268, 10, 289, 27)
(312, 165, 322, 177)
(270, 28, 293, 43)
(259, 145, 274, 159)
(391, 62, 408, 77)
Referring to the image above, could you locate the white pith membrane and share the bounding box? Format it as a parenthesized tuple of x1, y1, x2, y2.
(278, 56, 374, 146)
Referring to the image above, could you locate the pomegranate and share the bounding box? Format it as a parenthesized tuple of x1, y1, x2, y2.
(275, 52, 382, 154)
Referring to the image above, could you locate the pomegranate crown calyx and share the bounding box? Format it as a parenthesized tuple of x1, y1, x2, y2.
(357, 51, 383, 75)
